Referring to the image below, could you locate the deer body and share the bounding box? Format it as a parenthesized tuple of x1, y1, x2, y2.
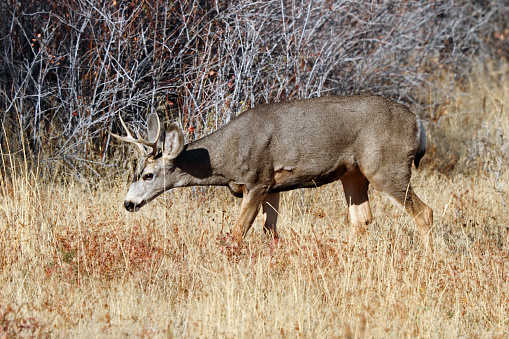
(113, 95, 433, 245)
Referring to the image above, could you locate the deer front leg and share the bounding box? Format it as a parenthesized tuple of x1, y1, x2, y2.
(262, 192, 280, 239)
(232, 187, 265, 242)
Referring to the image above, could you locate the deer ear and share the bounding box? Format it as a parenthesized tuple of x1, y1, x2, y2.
(163, 123, 184, 160)
(147, 113, 161, 144)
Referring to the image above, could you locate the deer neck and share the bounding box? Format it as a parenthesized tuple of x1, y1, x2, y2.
(174, 136, 229, 187)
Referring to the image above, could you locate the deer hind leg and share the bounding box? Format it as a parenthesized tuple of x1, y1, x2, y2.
(232, 187, 265, 242)
(387, 187, 433, 248)
(408, 191, 433, 245)
(370, 171, 433, 247)
(341, 170, 373, 242)
(262, 192, 280, 239)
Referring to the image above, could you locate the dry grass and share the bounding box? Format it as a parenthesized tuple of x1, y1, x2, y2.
(1, 64, 508, 337)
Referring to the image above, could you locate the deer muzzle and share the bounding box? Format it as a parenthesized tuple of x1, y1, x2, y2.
(124, 200, 141, 212)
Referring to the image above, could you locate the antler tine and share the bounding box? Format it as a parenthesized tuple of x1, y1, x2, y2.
(146, 113, 161, 158)
(118, 112, 135, 139)
(110, 113, 146, 155)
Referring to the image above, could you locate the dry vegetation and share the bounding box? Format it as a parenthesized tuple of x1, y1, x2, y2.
(1, 0, 508, 337)
(0, 64, 508, 338)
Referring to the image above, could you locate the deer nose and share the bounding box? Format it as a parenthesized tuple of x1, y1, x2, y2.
(124, 200, 135, 212)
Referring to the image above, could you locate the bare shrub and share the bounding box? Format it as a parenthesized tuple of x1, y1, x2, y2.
(0, 0, 505, 178)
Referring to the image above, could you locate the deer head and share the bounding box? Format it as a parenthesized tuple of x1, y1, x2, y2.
(111, 113, 184, 211)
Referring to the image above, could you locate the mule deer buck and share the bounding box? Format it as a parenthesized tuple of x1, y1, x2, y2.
(112, 96, 433, 246)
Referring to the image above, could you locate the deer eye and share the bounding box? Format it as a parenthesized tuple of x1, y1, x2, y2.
(142, 173, 154, 181)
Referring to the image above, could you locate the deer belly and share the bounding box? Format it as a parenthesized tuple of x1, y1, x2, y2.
(271, 165, 347, 192)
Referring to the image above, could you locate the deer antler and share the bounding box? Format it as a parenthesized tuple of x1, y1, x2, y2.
(111, 113, 161, 158)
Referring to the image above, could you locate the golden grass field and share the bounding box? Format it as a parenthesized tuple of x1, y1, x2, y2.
(0, 63, 508, 337)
